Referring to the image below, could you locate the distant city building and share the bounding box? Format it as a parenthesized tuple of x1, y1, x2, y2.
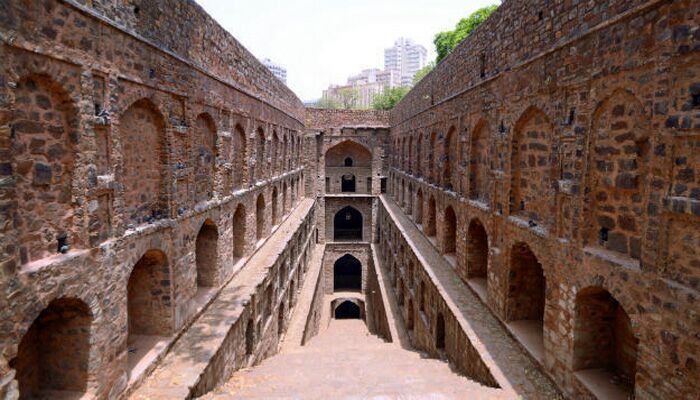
(261, 58, 287, 84)
(384, 37, 427, 86)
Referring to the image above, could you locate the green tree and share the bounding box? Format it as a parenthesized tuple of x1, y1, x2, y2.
(413, 62, 435, 85)
(372, 86, 410, 110)
(315, 95, 341, 109)
(337, 87, 360, 110)
(434, 4, 499, 63)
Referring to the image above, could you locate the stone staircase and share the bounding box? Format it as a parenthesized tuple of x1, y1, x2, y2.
(204, 319, 505, 399)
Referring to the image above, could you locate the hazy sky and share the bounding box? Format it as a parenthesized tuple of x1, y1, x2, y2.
(196, 0, 499, 102)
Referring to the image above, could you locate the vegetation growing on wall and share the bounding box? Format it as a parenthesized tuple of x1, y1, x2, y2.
(434, 4, 499, 63)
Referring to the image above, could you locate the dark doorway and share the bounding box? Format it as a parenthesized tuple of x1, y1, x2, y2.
(344, 157, 353, 167)
(334, 254, 362, 291)
(436, 312, 446, 350)
(341, 174, 356, 192)
(335, 301, 361, 319)
(334, 206, 363, 241)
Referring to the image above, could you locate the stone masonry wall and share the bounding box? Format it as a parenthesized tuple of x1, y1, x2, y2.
(387, 0, 700, 398)
(0, 0, 307, 398)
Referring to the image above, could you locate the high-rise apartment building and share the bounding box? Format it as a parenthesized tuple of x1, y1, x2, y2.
(261, 57, 288, 84)
(384, 37, 427, 86)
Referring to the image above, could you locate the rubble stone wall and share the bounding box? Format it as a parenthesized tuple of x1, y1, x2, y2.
(387, 0, 700, 398)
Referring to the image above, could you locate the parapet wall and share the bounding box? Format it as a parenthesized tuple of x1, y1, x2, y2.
(71, 0, 305, 119)
(306, 108, 390, 130)
(392, 0, 656, 124)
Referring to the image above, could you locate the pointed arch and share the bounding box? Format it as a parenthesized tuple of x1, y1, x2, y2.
(194, 113, 217, 203)
(586, 89, 649, 260)
(510, 107, 554, 226)
(334, 254, 362, 291)
(469, 120, 490, 201)
(233, 123, 247, 189)
(443, 206, 457, 255)
(232, 204, 246, 258)
(256, 193, 266, 240)
(13, 298, 91, 397)
(334, 206, 363, 241)
(12, 74, 79, 263)
(195, 219, 218, 287)
(120, 98, 167, 225)
(443, 126, 457, 189)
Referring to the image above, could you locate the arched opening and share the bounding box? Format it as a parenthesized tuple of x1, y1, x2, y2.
(334, 254, 362, 291)
(407, 299, 415, 331)
(587, 91, 648, 260)
(469, 121, 490, 201)
(13, 298, 91, 398)
(195, 219, 218, 287)
(272, 187, 279, 226)
(341, 174, 356, 192)
(506, 242, 546, 361)
(397, 279, 405, 306)
(334, 206, 363, 241)
(335, 301, 361, 319)
(127, 249, 172, 377)
(436, 312, 446, 350)
(443, 126, 457, 189)
(510, 108, 553, 227)
(416, 134, 423, 176)
(245, 319, 254, 356)
(407, 183, 414, 215)
(466, 219, 489, 298)
(443, 206, 457, 258)
(12, 75, 78, 263)
(415, 189, 424, 224)
(429, 132, 437, 182)
(271, 131, 279, 174)
(344, 157, 353, 167)
(278, 302, 286, 336)
(574, 287, 638, 397)
(232, 204, 246, 259)
(233, 124, 247, 189)
(426, 196, 437, 237)
(255, 128, 265, 181)
(282, 182, 288, 214)
(194, 113, 217, 204)
(419, 281, 426, 312)
(120, 99, 166, 226)
(256, 194, 265, 241)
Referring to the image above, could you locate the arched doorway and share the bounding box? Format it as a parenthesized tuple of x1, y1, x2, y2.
(436, 312, 446, 350)
(506, 242, 546, 361)
(272, 186, 279, 226)
(13, 298, 91, 398)
(256, 194, 265, 241)
(443, 206, 456, 256)
(278, 302, 286, 336)
(574, 287, 638, 396)
(344, 157, 353, 167)
(232, 204, 246, 259)
(426, 196, 436, 237)
(466, 219, 489, 299)
(342, 174, 356, 192)
(415, 189, 424, 224)
(334, 206, 363, 241)
(127, 249, 172, 377)
(335, 301, 361, 319)
(334, 254, 362, 291)
(195, 219, 218, 287)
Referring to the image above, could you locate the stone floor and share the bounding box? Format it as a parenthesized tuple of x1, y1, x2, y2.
(206, 319, 505, 399)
